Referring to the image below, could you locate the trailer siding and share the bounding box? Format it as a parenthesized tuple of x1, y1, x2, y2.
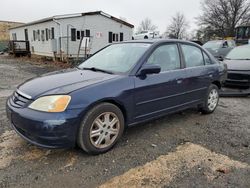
(9, 13, 133, 59)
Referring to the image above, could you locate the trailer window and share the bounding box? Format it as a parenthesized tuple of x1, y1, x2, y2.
(37, 30, 40, 41)
(33, 30, 36, 41)
(109, 32, 120, 43)
(86, 30, 90, 37)
(71, 28, 76, 41)
(48, 29, 51, 39)
(120, 33, 124, 41)
(81, 31, 85, 38)
(77, 31, 81, 40)
(45, 29, 49, 41)
(41, 30, 45, 41)
(109, 32, 113, 43)
(24, 29, 28, 41)
(12, 33, 17, 40)
(51, 27, 55, 39)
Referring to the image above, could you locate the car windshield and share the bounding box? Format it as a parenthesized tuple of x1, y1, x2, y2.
(225, 46, 250, 60)
(78, 43, 151, 74)
(203, 41, 222, 50)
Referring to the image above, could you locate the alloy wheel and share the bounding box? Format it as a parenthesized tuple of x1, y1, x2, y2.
(207, 89, 219, 111)
(90, 112, 120, 149)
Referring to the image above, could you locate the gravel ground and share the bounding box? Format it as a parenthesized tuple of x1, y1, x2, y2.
(0, 56, 249, 188)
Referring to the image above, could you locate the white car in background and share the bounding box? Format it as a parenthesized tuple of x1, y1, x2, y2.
(132, 31, 159, 40)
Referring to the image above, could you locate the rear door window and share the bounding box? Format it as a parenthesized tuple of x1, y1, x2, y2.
(203, 52, 213, 65)
(181, 44, 204, 68)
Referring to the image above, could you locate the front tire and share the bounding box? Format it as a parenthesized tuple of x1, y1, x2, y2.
(77, 103, 124, 154)
(200, 84, 219, 114)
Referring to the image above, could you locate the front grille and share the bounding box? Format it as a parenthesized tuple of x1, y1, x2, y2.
(10, 91, 31, 108)
(227, 73, 250, 81)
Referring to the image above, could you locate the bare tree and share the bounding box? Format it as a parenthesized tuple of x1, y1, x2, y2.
(165, 12, 189, 39)
(198, 0, 250, 38)
(137, 18, 157, 33)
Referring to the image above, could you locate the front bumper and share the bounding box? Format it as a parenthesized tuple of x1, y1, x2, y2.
(224, 71, 250, 88)
(6, 99, 83, 149)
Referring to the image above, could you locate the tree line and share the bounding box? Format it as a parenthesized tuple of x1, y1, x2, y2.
(136, 0, 250, 42)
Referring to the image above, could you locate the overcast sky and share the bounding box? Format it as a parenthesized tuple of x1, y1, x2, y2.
(1, 0, 202, 33)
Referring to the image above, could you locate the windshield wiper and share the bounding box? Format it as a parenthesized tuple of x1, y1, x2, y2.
(81, 67, 114, 74)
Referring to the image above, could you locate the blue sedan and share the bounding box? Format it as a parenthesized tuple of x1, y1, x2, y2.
(6, 40, 226, 154)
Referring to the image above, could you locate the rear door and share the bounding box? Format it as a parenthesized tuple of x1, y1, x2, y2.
(133, 43, 187, 121)
(180, 44, 210, 103)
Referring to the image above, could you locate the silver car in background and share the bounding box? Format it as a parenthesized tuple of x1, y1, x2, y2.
(203, 40, 236, 60)
(132, 30, 159, 40)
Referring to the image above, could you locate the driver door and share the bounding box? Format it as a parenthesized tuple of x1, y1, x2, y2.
(133, 43, 187, 122)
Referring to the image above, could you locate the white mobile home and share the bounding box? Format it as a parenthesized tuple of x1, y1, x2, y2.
(9, 11, 134, 60)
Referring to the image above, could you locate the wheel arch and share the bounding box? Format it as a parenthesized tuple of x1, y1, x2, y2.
(212, 80, 221, 89)
(84, 98, 128, 126)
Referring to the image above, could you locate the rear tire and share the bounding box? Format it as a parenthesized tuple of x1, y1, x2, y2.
(200, 84, 219, 114)
(144, 36, 148, 39)
(77, 103, 124, 154)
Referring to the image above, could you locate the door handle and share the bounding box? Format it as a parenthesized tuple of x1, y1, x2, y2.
(176, 79, 183, 84)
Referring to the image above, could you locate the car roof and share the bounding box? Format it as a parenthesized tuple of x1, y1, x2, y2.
(205, 40, 234, 43)
(122, 39, 200, 46)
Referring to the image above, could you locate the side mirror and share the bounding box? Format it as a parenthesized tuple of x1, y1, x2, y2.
(138, 65, 161, 76)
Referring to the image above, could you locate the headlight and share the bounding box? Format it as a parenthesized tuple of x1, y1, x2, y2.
(29, 95, 71, 112)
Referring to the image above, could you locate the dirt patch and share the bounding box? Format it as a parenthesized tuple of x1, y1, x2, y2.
(3, 55, 72, 69)
(0, 90, 14, 98)
(20, 148, 49, 161)
(0, 131, 24, 169)
(0, 129, 69, 171)
(60, 152, 78, 170)
(100, 143, 250, 188)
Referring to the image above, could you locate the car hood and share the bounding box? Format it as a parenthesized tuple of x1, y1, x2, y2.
(224, 60, 250, 71)
(17, 68, 118, 99)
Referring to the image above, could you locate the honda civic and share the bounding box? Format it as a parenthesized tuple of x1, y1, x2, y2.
(6, 40, 226, 154)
